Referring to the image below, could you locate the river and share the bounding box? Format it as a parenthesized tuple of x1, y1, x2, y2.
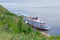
(14, 7, 60, 36)
(23, 7, 60, 36)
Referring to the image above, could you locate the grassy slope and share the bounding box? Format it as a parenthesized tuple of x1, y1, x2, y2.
(0, 5, 60, 40)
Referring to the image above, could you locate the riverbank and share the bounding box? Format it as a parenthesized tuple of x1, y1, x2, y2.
(0, 5, 60, 40)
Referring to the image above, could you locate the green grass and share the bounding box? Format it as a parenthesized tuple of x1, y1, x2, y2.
(0, 5, 60, 40)
(0, 31, 60, 40)
(0, 31, 47, 40)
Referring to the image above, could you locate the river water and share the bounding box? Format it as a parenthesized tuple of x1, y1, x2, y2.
(0, 2, 60, 36)
(14, 7, 60, 36)
(23, 7, 60, 36)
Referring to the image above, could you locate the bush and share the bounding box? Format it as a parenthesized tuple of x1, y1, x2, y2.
(18, 16, 34, 34)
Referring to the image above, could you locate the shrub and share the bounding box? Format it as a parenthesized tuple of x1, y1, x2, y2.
(18, 16, 34, 34)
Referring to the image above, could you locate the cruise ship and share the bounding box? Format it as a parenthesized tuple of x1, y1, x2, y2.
(23, 16, 50, 30)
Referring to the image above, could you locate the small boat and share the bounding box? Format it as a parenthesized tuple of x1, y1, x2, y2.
(23, 16, 50, 30)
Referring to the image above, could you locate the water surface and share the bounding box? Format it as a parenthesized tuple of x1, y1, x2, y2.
(24, 7, 60, 36)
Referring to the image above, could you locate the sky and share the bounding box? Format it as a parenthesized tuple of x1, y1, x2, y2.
(0, 0, 60, 7)
(0, 0, 60, 12)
